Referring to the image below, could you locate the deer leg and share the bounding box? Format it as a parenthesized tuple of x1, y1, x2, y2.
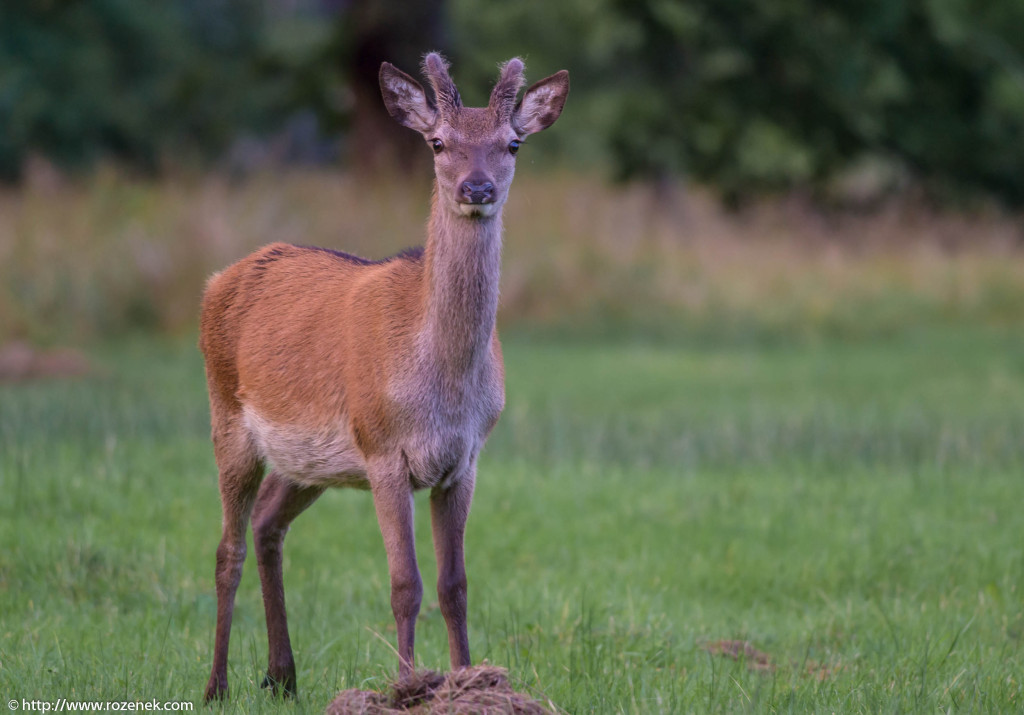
(251, 471, 324, 697)
(370, 465, 421, 679)
(204, 428, 263, 702)
(430, 474, 475, 669)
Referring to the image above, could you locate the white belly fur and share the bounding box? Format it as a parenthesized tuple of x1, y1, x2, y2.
(243, 407, 370, 488)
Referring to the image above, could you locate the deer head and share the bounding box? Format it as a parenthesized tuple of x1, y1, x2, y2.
(379, 53, 569, 219)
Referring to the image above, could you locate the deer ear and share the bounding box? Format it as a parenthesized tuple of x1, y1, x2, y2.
(513, 70, 569, 136)
(379, 62, 438, 133)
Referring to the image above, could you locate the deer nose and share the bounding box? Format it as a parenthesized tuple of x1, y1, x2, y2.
(460, 179, 495, 204)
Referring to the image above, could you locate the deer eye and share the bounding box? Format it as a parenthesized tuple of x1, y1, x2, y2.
(430, 139, 444, 154)
(508, 140, 521, 155)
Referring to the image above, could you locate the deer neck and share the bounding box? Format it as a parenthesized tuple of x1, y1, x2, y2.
(419, 191, 503, 380)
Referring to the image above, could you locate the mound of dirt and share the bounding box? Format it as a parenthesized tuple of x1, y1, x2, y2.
(325, 665, 554, 715)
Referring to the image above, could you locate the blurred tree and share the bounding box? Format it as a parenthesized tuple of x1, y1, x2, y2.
(603, 0, 1024, 206)
(336, 0, 451, 173)
(0, 0, 279, 178)
(450, 0, 626, 170)
(3, 0, 1024, 208)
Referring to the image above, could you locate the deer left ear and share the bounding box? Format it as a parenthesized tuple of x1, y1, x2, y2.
(513, 70, 569, 136)
(380, 62, 438, 134)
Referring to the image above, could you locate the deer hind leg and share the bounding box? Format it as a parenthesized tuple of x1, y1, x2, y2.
(430, 473, 476, 669)
(251, 471, 324, 697)
(204, 419, 264, 702)
(370, 459, 422, 679)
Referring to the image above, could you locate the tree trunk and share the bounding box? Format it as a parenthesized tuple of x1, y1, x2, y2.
(346, 0, 451, 175)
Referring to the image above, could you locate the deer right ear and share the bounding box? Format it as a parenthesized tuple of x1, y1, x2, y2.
(513, 70, 569, 136)
(379, 62, 438, 134)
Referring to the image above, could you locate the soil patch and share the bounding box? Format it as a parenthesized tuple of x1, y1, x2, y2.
(0, 341, 91, 381)
(702, 640, 775, 672)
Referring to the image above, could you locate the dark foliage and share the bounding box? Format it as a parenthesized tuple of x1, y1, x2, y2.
(0, 0, 279, 177)
(4, 0, 1024, 206)
(603, 0, 1024, 205)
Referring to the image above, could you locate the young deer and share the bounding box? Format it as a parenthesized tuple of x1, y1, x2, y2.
(198, 53, 568, 701)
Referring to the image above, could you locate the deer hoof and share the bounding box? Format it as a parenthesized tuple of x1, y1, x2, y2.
(203, 676, 228, 703)
(260, 671, 297, 698)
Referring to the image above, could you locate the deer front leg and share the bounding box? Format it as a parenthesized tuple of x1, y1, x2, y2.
(251, 471, 324, 697)
(371, 465, 422, 678)
(205, 514, 251, 702)
(430, 473, 475, 669)
(204, 429, 263, 702)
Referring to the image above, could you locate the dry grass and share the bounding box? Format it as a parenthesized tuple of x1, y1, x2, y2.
(503, 176, 1024, 339)
(2, 166, 1022, 344)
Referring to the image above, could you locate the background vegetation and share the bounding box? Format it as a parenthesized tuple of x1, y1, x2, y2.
(3, 0, 1023, 345)
(3, 170, 1024, 347)
(3, 0, 1024, 204)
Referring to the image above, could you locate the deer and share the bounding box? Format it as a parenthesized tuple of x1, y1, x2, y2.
(198, 53, 569, 701)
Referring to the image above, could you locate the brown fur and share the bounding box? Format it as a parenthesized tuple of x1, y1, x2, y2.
(199, 53, 568, 702)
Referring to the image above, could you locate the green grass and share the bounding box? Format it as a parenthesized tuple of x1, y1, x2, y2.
(1, 329, 1022, 713)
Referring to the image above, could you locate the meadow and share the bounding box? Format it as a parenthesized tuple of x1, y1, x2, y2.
(1, 173, 1023, 713)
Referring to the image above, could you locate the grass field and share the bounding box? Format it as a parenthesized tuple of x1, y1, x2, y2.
(1, 326, 1021, 713)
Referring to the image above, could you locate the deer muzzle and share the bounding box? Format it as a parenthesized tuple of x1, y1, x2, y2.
(459, 176, 495, 205)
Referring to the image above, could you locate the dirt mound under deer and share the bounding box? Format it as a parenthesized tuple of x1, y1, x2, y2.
(325, 665, 554, 715)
